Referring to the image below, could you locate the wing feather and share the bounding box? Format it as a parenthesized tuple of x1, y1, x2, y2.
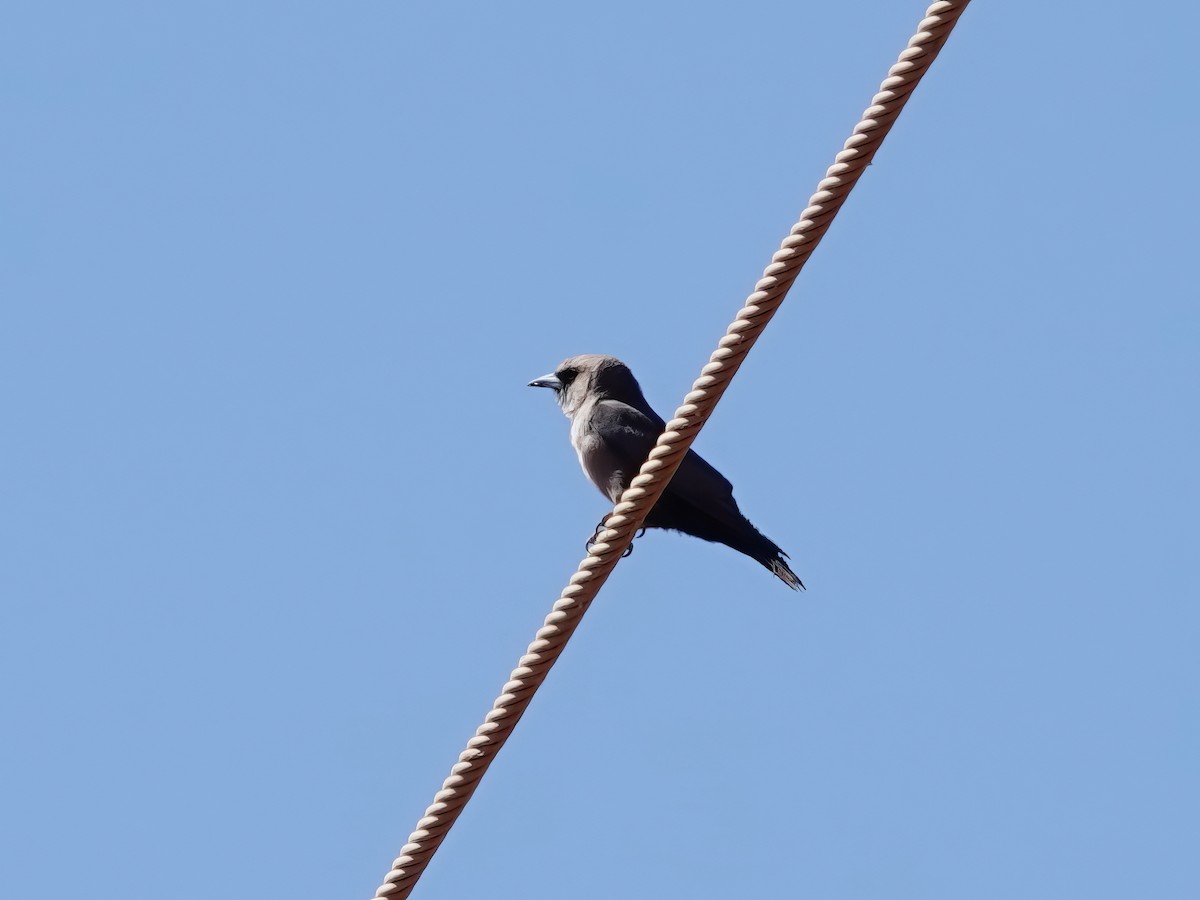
(589, 400, 736, 508)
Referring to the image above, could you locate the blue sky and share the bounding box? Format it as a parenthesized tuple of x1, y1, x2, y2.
(3, 3, 1197, 898)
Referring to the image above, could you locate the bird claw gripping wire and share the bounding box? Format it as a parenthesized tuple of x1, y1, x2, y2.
(622, 527, 647, 557)
(585, 521, 645, 557)
(585, 519, 609, 554)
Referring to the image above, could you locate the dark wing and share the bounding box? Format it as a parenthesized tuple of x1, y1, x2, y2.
(589, 399, 737, 510)
(666, 446, 737, 510)
(587, 399, 661, 501)
(591, 399, 802, 588)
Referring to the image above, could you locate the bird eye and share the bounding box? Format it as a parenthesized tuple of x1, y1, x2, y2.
(558, 368, 577, 384)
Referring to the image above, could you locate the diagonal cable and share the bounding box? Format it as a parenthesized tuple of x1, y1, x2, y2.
(372, 2, 971, 896)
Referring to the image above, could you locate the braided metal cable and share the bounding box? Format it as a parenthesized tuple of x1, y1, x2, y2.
(372, 2, 970, 896)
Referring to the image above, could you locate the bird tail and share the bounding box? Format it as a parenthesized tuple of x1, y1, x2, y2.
(645, 494, 804, 590)
(730, 526, 805, 591)
(768, 555, 805, 591)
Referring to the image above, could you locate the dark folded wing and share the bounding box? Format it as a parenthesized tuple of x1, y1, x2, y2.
(588, 400, 660, 494)
(590, 399, 737, 510)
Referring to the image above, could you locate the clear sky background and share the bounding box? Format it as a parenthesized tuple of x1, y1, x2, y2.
(3, 3, 1197, 898)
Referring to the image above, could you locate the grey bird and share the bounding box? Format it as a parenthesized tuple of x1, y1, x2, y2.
(529, 354, 804, 590)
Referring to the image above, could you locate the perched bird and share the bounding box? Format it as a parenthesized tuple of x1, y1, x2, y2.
(529, 354, 803, 590)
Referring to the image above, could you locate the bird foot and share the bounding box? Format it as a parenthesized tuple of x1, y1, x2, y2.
(585, 521, 646, 556)
(584, 519, 607, 554)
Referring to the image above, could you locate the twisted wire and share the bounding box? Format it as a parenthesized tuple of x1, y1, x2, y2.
(373, 2, 971, 896)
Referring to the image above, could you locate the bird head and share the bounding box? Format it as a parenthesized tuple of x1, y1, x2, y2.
(528, 354, 645, 417)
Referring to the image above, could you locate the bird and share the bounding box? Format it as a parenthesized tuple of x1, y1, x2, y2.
(529, 354, 804, 590)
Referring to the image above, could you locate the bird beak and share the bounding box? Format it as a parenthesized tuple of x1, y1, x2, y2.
(528, 374, 562, 390)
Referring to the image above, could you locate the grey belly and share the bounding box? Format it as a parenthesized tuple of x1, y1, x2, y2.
(573, 433, 626, 503)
